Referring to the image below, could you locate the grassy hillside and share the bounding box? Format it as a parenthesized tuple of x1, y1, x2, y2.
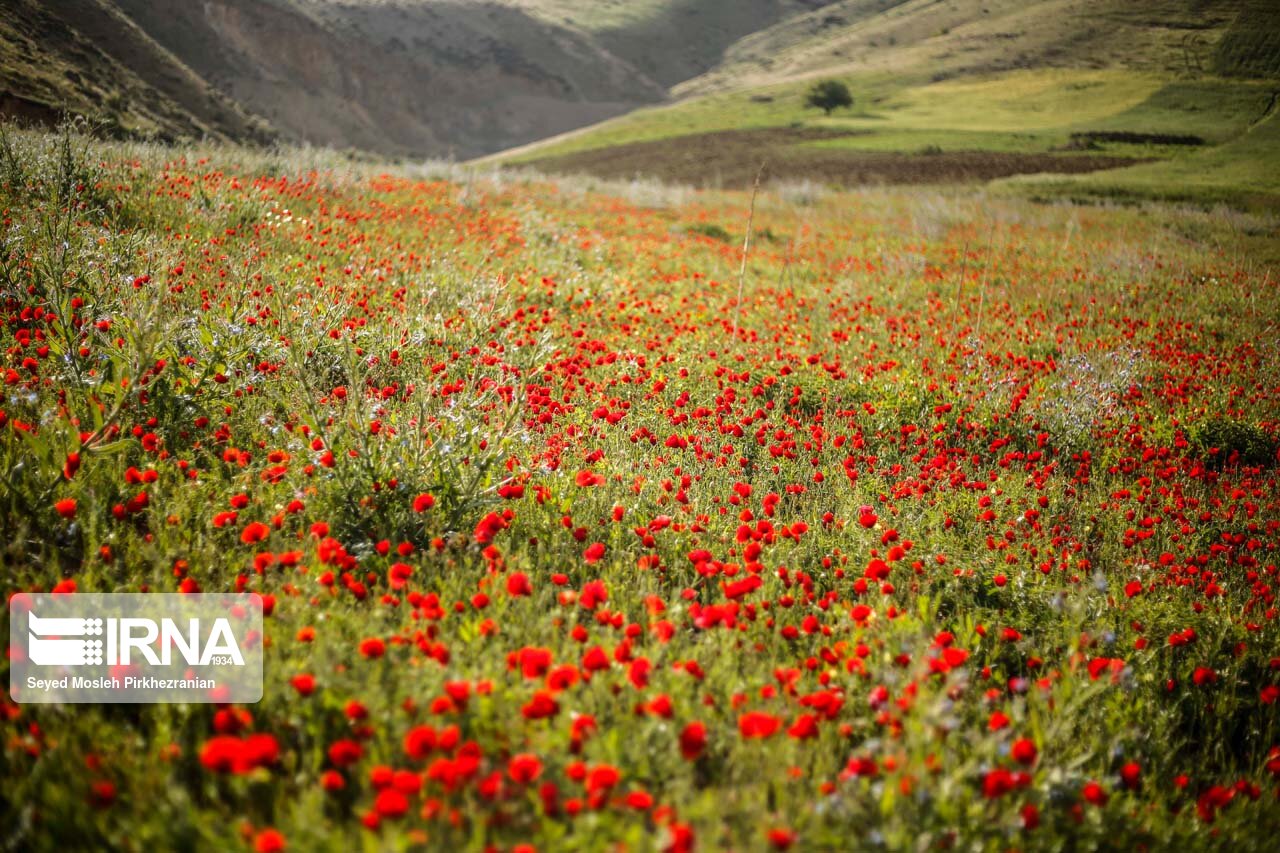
(676, 0, 1250, 96)
(490, 0, 1279, 208)
(1213, 0, 1280, 78)
(1005, 105, 1280, 210)
(3, 0, 1275, 196)
(498, 69, 1279, 203)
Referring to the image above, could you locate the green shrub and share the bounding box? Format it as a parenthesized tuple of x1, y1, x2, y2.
(804, 79, 853, 116)
(684, 221, 732, 242)
(1190, 417, 1277, 468)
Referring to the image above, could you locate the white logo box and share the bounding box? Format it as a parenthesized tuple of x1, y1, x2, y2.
(9, 593, 263, 704)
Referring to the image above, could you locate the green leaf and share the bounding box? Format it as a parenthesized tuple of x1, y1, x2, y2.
(88, 438, 136, 455)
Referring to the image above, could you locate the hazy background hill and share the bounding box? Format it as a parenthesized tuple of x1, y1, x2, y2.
(1, 0, 1276, 205)
(0, 0, 273, 144)
(676, 0, 1274, 95)
(0, 0, 843, 157)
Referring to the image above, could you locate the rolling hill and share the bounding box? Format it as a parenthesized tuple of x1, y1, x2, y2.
(489, 0, 1280, 207)
(674, 0, 1256, 96)
(0, 0, 844, 157)
(0, 0, 272, 144)
(1, 0, 1275, 205)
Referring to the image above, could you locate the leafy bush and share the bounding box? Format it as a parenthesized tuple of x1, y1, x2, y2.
(1190, 417, 1277, 468)
(683, 221, 732, 242)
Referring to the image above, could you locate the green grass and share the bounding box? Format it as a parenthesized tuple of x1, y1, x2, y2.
(487, 1, 1279, 212)
(808, 72, 1275, 150)
(1004, 109, 1280, 212)
(674, 0, 1251, 98)
(497, 67, 1279, 210)
(498, 75, 897, 163)
(1213, 0, 1280, 78)
(507, 70, 1273, 160)
(871, 70, 1167, 133)
(800, 128, 1059, 154)
(4, 123, 1280, 852)
(1075, 80, 1278, 141)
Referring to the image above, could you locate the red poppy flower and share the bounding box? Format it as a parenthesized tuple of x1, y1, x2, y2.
(388, 562, 413, 589)
(374, 789, 409, 819)
(199, 733, 279, 774)
(254, 829, 286, 853)
(982, 768, 1015, 798)
(580, 580, 608, 609)
(88, 779, 116, 809)
(517, 647, 553, 678)
(680, 721, 707, 760)
(767, 828, 797, 850)
(585, 764, 620, 794)
(624, 789, 654, 811)
(507, 572, 533, 597)
(1120, 762, 1141, 790)
(403, 725, 436, 760)
(522, 691, 559, 720)
(582, 646, 610, 672)
(474, 512, 509, 544)
(787, 714, 819, 740)
(327, 739, 363, 767)
(738, 711, 782, 739)
(508, 753, 543, 784)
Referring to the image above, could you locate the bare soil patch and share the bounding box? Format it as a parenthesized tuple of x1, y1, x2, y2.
(519, 128, 1149, 187)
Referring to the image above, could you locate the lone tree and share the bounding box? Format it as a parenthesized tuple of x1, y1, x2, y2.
(805, 79, 853, 116)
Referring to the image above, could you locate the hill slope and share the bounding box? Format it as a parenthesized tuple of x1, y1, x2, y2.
(0, 0, 271, 143)
(0, 0, 848, 157)
(491, 0, 1279, 206)
(676, 0, 1251, 96)
(513, 0, 839, 88)
(109, 0, 670, 159)
(2, 0, 1275, 191)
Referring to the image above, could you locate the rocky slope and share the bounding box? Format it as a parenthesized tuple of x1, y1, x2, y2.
(1, 0, 841, 157)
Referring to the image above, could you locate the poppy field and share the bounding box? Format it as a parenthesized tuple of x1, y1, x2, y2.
(2, 127, 1279, 851)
